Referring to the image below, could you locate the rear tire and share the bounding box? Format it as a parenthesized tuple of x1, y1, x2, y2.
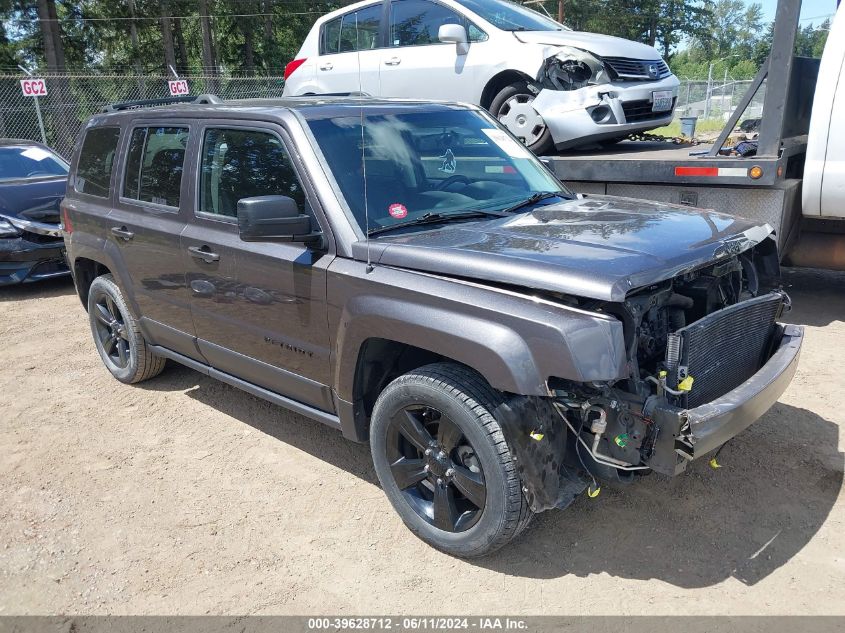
(489, 81, 554, 155)
(87, 274, 166, 384)
(370, 363, 532, 557)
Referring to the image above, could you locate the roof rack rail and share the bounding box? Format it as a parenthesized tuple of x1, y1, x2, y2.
(101, 94, 222, 113)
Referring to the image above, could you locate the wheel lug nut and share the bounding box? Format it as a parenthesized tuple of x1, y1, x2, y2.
(424, 448, 432, 456)
(445, 468, 454, 478)
(423, 465, 430, 473)
(437, 478, 444, 486)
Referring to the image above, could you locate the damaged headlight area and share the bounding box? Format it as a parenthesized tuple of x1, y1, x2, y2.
(536, 46, 610, 91)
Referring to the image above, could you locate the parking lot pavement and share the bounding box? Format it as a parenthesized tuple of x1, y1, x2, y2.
(0, 268, 843, 615)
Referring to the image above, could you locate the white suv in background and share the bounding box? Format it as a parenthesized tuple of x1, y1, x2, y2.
(283, 0, 680, 153)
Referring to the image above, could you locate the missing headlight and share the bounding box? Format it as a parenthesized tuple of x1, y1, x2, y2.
(537, 46, 610, 92)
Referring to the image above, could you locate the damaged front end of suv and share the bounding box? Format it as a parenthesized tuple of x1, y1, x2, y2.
(503, 236, 802, 512)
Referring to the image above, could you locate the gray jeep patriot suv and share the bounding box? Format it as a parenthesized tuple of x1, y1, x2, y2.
(62, 95, 803, 557)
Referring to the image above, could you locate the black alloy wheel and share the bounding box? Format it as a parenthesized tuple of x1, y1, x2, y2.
(386, 404, 487, 533)
(92, 291, 131, 369)
(86, 274, 166, 384)
(370, 363, 533, 557)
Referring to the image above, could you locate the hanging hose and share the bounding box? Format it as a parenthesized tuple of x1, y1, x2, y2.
(552, 401, 650, 472)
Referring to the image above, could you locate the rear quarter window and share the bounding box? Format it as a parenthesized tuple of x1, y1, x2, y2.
(74, 126, 121, 198)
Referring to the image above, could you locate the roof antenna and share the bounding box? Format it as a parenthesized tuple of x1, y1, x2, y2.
(356, 14, 373, 274)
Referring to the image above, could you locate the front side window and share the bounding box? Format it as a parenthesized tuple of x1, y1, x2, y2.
(198, 128, 305, 218)
(122, 126, 188, 208)
(306, 108, 568, 234)
(454, 0, 566, 31)
(323, 3, 382, 54)
(0, 145, 68, 182)
(74, 127, 121, 198)
(390, 0, 463, 47)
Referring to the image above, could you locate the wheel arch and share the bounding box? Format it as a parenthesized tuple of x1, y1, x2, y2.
(479, 69, 535, 111)
(71, 256, 113, 311)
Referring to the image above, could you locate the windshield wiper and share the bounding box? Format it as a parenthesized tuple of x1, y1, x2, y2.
(367, 210, 505, 237)
(500, 191, 566, 214)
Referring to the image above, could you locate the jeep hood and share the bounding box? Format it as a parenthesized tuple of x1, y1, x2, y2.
(513, 30, 662, 61)
(356, 196, 773, 302)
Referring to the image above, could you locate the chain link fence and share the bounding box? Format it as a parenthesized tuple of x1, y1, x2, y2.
(0, 73, 287, 158)
(675, 78, 766, 122)
(1, 73, 767, 158)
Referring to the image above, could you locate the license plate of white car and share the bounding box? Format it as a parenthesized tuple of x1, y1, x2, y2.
(652, 91, 674, 112)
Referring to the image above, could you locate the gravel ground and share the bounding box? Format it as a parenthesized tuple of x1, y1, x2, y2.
(0, 267, 843, 615)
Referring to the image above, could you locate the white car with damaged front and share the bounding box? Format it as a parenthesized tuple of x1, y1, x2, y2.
(282, 0, 680, 153)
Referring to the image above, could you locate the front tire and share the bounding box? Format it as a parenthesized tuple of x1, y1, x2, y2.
(87, 274, 166, 384)
(370, 363, 532, 557)
(489, 81, 554, 155)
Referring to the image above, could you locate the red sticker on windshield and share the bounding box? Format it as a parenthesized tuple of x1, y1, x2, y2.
(388, 203, 408, 219)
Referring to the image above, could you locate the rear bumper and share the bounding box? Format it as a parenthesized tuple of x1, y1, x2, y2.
(0, 236, 69, 286)
(647, 323, 803, 475)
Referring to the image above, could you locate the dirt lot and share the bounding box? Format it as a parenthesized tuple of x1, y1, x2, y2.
(0, 267, 843, 615)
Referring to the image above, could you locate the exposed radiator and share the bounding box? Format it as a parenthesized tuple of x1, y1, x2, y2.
(666, 292, 785, 408)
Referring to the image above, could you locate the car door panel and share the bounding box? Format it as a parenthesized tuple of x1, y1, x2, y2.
(378, 0, 485, 102)
(184, 123, 334, 412)
(311, 2, 384, 95)
(108, 122, 200, 361)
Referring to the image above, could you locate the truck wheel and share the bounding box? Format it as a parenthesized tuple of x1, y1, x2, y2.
(87, 274, 166, 384)
(370, 363, 532, 557)
(489, 81, 553, 155)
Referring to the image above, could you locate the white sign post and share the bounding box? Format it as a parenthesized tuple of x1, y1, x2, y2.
(19, 76, 48, 145)
(168, 79, 189, 96)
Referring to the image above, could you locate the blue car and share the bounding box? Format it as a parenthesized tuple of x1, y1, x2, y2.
(0, 139, 70, 285)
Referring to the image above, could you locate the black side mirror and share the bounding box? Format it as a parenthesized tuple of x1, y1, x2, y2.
(237, 195, 322, 245)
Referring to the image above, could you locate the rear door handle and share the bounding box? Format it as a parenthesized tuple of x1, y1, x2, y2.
(110, 226, 134, 241)
(319, 62, 333, 71)
(384, 57, 401, 66)
(187, 245, 220, 263)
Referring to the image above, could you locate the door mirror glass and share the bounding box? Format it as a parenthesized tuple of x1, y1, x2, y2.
(237, 195, 317, 243)
(438, 23, 467, 45)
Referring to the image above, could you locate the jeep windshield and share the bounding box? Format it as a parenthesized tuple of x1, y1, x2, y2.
(454, 0, 567, 31)
(305, 106, 570, 236)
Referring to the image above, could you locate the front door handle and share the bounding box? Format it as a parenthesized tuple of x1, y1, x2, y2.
(110, 226, 134, 241)
(384, 56, 401, 66)
(187, 245, 220, 263)
(319, 62, 333, 71)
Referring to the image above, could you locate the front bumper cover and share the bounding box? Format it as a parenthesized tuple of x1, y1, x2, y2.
(0, 236, 69, 285)
(532, 75, 680, 149)
(646, 323, 804, 476)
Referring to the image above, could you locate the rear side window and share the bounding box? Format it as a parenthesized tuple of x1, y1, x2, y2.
(198, 128, 305, 218)
(74, 127, 120, 198)
(322, 3, 382, 54)
(390, 0, 462, 47)
(122, 126, 188, 208)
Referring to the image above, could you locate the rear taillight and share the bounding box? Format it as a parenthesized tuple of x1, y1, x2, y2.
(284, 58, 307, 81)
(61, 205, 73, 234)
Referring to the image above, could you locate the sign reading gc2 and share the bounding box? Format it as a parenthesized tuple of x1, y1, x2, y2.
(20, 78, 47, 97)
(168, 80, 189, 96)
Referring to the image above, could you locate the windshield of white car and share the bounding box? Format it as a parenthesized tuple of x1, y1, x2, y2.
(0, 145, 68, 181)
(454, 0, 568, 31)
(306, 108, 571, 236)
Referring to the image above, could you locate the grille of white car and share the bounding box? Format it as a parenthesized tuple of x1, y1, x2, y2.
(602, 57, 672, 81)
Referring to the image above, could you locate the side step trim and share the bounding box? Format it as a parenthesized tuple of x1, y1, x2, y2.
(149, 345, 342, 431)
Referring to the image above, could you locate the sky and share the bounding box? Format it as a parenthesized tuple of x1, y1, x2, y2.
(758, 0, 840, 25)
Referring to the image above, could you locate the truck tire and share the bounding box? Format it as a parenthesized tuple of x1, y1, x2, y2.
(370, 363, 532, 557)
(489, 81, 554, 155)
(87, 274, 166, 384)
